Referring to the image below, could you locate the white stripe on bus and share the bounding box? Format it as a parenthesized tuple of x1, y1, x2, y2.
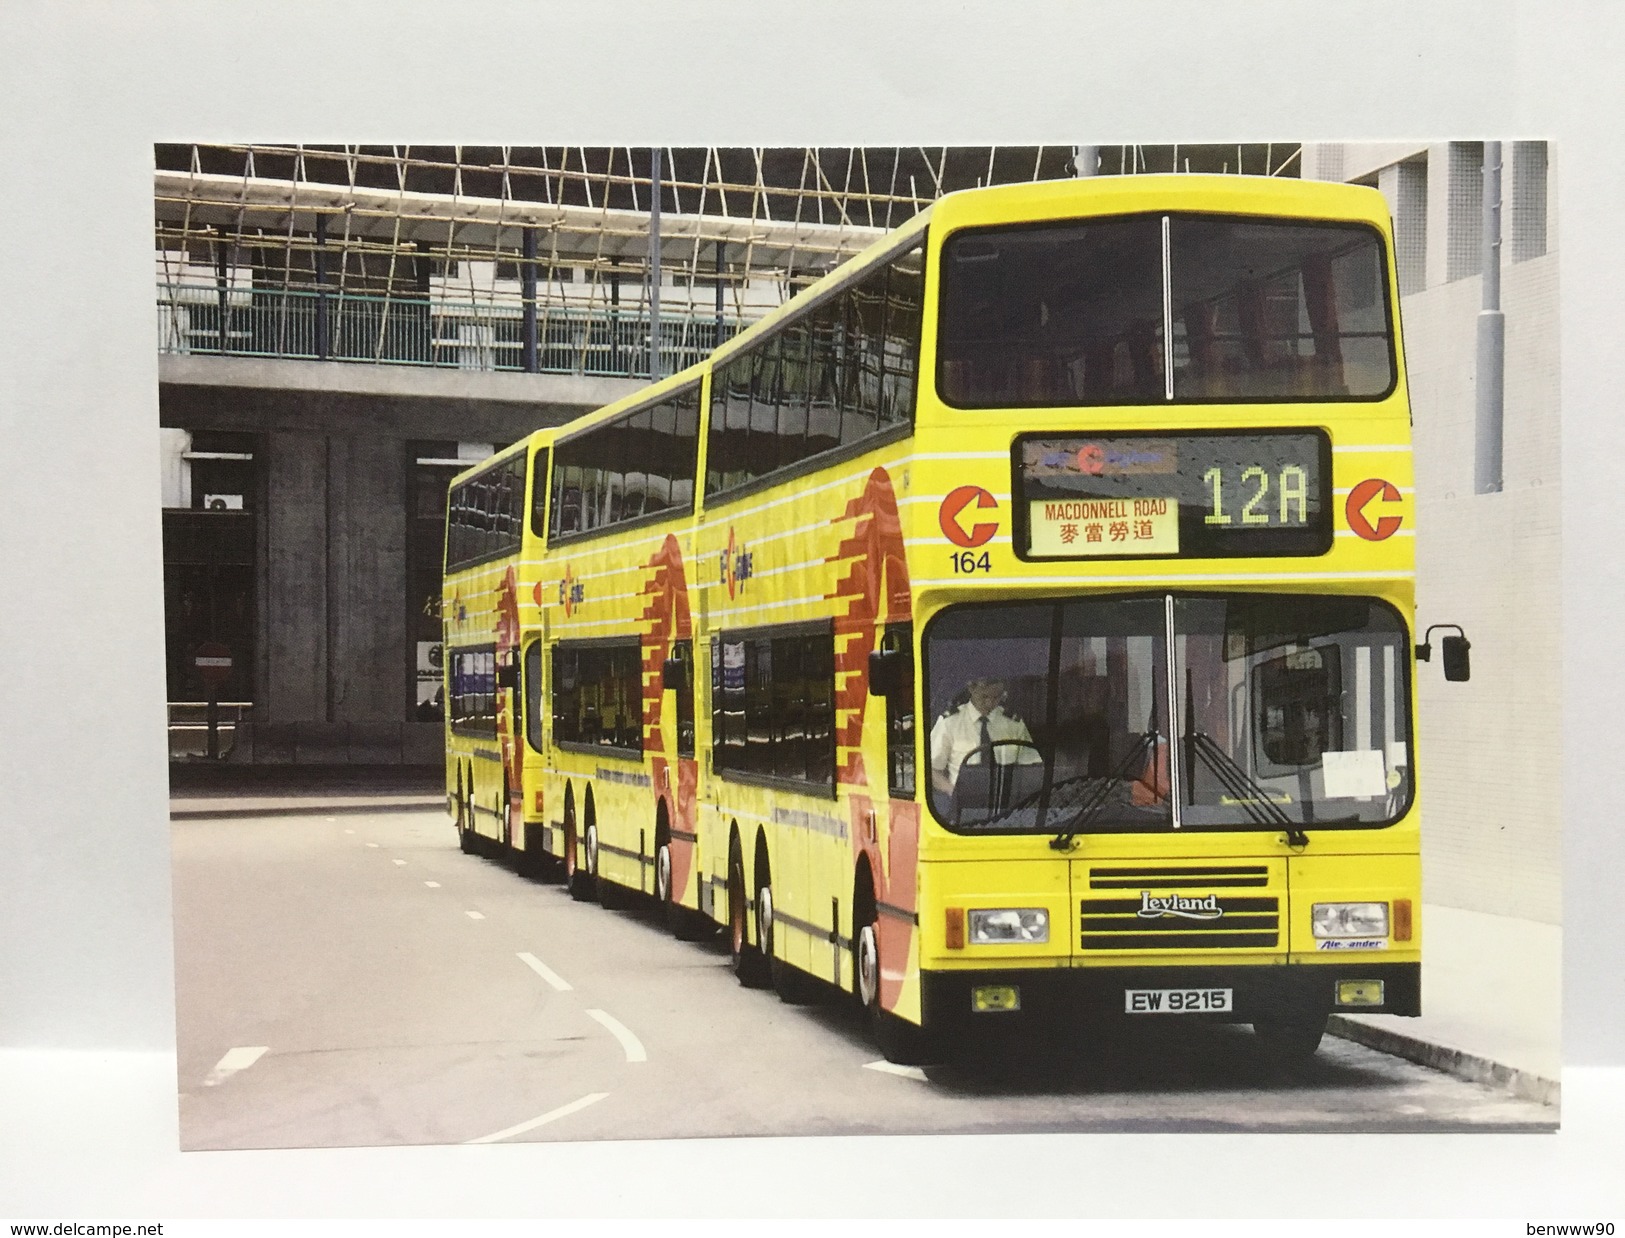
(911, 569, 1414, 587)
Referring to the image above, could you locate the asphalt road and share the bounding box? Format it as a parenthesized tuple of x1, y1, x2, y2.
(172, 805, 1557, 1150)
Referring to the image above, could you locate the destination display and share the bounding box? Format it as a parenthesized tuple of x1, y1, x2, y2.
(1014, 430, 1332, 560)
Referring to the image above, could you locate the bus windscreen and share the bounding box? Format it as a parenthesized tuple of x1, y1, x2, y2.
(937, 214, 1395, 406)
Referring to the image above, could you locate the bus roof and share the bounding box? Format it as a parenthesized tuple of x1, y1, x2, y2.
(448, 424, 555, 489)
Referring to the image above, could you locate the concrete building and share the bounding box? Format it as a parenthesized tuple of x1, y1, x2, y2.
(164, 144, 1233, 767)
(1303, 142, 1560, 926)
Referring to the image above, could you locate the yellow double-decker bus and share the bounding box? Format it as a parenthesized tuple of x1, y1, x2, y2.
(443, 428, 554, 864)
(446, 173, 1468, 1065)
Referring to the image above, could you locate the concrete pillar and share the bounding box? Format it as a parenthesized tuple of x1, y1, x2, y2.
(262, 431, 328, 756)
(326, 435, 407, 760)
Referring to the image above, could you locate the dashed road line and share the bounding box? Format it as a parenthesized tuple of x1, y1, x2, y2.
(365, 842, 379, 849)
(204, 1045, 268, 1087)
(424, 881, 441, 888)
(587, 1009, 648, 1063)
(864, 1060, 928, 1082)
(464, 1091, 609, 1144)
(517, 952, 572, 991)
(466, 910, 486, 920)
(393, 859, 407, 866)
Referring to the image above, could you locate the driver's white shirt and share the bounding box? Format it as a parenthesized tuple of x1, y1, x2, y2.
(929, 702, 1039, 785)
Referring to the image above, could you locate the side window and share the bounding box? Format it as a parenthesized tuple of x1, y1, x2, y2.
(712, 626, 835, 792)
(449, 644, 498, 738)
(445, 453, 525, 569)
(529, 448, 550, 540)
(552, 640, 643, 755)
(882, 623, 916, 799)
(670, 639, 695, 759)
(704, 240, 923, 499)
(524, 640, 544, 752)
(551, 384, 702, 540)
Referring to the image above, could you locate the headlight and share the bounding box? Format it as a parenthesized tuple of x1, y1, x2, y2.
(1311, 902, 1389, 939)
(968, 908, 1049, 945)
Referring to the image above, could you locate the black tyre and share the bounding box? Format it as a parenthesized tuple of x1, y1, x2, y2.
(855, 902, 934, 1065)
(594, 824, 629, 910)
(1252, 1013, 1328, 1066)
(728, 849, 770, 988)
(456, 771, 475, 854)
(500, 776, 513, 853)
(761, 884, 821, 1005)
(657, 840, 713, 941)
(565, 811, 594, 902)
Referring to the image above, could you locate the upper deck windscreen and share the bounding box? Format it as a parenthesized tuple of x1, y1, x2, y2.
(937, 214, 1395, 407)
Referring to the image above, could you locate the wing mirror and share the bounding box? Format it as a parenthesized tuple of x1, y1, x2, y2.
(1417, 624, 1471, 683)
(662, 655, 692, 691)
(868, 647, 907, 698)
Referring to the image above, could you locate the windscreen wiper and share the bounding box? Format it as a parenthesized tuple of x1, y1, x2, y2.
(1186, 731, 1307, 847)
(1048, 730, 1159, 851)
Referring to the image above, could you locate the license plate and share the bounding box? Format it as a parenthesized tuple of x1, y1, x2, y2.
(1124, 987, 1233, 1014)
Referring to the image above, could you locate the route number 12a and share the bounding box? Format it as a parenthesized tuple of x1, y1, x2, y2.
(1204, 465, 1308, 527)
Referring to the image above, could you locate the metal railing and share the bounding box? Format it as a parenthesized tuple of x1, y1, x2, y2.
(156, 283, 754, 379)
(168, 700, 252, 761)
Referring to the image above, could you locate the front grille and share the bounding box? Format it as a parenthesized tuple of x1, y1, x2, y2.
(1081, 867, 1279, 950)
(1088, 865, 1269, 889)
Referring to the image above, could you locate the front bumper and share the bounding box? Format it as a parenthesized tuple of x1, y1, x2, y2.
(919, 961, 1420, 1036)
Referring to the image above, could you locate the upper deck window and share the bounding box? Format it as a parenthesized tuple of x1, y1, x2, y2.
(705, 242, 924, 500)
(550, 382, 701, 541)
(937, 214, 1395, 407)
(446, 451, 527, 570)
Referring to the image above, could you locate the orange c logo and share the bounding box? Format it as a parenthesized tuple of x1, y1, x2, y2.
(939, 485, 1000, 548)
(1346, 478, 1403, 541)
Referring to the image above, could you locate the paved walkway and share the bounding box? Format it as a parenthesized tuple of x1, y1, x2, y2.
(1329, 903, 1561, 1105)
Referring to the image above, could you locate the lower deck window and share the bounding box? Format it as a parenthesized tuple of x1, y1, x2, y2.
(553, 640, 643, 754)
(712, 625, 835, 790)
(449, 644, 497, 738)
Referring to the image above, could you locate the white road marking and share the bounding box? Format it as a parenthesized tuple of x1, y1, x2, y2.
(393, 859, 407, 866)
(343, 829, 354, 834)
(204, 1045, 268, 1087)
(864, 1060, 928, 1082)
(424, 881, 441, 888)
(466, 910, 485, 920)
(365, 842, 379, 849)
(586, 1009, 648, 1063)
(326, 817, 337, 822)
(517, 952, 572, 991)
(463, 1091, 610, 1145)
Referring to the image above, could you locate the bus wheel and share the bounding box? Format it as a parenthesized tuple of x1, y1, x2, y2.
(728, 850, 770, 988)
(565, 816, 593, 902)
(1252, 1013, 1328, 1067)
(595, 826, 629, 910)
(465, 769, 484, 855)
(456, 771, 474, 854)
(856, 908, 933, 1065)
(656, 841, 708, 941)
(760, 884, 819, 1005)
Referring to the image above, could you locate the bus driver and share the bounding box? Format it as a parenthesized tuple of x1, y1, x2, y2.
(929, 677, 1043, 816)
